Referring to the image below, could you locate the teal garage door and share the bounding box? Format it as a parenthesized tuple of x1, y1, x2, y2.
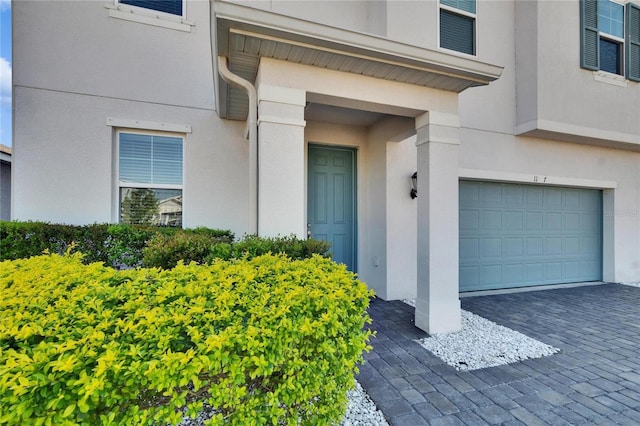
(459, 181, 602, 292)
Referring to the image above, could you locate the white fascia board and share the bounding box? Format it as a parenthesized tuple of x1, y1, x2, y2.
(213, 0, 503, 85)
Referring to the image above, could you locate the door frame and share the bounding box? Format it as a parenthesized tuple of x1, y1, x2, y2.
(307, 143, 358, 272)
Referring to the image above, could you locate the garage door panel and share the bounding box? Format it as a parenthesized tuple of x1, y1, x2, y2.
(564, 237, 581, 255)
(505, 211, 524, 231)
(460, 266, 479, 288)
(481, 210, 502, 230)
(504, 186, 524, 205)
(482, 238, 502, 258)
(563, 260, 581, 280)
(545, 237, 562, 255)
(460, 209, 479, 231)
(504, 264, 524, 284)
(564, 213, 581, 231)
(525, 212, 543, 231)
(582, 212, 600, 231)
(544, 262, 563, 281)
(581, 237, 599, 255)
(460, 238, 479, 259)
(545, 188, 563, 207)
(526, 237, 544, 256)
(563, 189, 581, 209)
(460, 181, 602, 291)
(481, 265, 502, 286)
(545, 212, 563, 231)
(525, 263, 544, 282)
(526, 187, 544, 206)
(582, 259, 601, 277)
(459, 183, 480, 207)
(482, 185, 503, 205)
(504, 238, 524, 257)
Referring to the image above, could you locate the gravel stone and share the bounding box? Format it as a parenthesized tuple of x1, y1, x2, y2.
(405, 300, 559, 371)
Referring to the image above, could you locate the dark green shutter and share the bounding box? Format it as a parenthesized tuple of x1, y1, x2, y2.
(580, 0, 599, 70)
(627, 3, 640, 81)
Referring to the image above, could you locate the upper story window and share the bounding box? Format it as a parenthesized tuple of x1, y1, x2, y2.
(118, 131, 184, 227)
(439, 0, 477, 56)
(119, 0, 183, 17)
(581, 0, 640, 81)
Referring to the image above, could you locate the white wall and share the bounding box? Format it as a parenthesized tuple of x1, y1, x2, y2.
(228, 0, 387, 36)
(385, 136, 418, 300)
(515, 1, 640, 146)
(13, 0, 254, 235)
(13, 86, 251, 235)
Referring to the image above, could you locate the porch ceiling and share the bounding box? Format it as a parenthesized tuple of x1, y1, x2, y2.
(214, 1, 503, 121)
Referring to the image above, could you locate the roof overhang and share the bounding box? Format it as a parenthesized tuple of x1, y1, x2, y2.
(213, 0, 503, 121)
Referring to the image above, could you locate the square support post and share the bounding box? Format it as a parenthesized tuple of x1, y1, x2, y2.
(414, 111, 461, 334)
(257, 85, 307, 238)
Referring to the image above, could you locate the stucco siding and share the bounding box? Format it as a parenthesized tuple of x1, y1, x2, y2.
(13, 86, 250, 236)
(13, 1, 215, 112)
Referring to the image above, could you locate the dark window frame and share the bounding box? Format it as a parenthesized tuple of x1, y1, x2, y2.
(439, 0, 477, 56)
(118, 0, 184, 17)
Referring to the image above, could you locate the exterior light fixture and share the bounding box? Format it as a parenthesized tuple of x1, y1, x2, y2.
(410, 171, 418, 199)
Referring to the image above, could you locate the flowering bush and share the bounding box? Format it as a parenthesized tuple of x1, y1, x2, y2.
(0, 253, 373, 425)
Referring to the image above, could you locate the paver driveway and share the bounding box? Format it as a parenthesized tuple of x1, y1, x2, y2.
(357, 284, 640, 425)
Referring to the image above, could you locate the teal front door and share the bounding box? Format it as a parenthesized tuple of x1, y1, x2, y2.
(307, 145, 356, 271)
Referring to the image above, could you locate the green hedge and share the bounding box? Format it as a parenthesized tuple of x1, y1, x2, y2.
(0, 222, 330, 271)
(0, 253, 373, 425)
(142, 233, 332, 269)
(0, 222, 234, 268)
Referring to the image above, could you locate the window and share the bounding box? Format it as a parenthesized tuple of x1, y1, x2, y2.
(118, 0, 183, 16)
(440, 0, 476, 55)
(581, 0, 640, 81)
(118, 132, 183, 227)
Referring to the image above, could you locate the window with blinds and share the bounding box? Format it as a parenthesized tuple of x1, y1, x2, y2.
(440, 0, 476, 56)
(119, 0, 183, 16)
(118, 132, 183, 227)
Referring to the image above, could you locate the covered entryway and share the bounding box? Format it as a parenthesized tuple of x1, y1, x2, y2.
(213, 0, 503, 333)
(307, 145, 357, 271)
(459, 181, 603, 292)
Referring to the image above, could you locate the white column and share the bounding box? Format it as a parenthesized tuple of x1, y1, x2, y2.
(414, 111, 461, 334)
(257, 85, 306, 238)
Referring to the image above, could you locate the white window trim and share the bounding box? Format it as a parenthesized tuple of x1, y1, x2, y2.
(115, 128, 185, 226)
(437, 1, 478, 58)
(593, 70, 628, 86)
(597, 0, 626, 77)
(105, 1, 194, 32)
(107, 117, 192, 134)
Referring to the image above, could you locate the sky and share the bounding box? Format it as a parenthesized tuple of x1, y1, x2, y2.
(1, 0, 11, 147)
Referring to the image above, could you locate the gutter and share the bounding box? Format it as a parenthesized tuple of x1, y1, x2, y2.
(217, 56, 258, 235)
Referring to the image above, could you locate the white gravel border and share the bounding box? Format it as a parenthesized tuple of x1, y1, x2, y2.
(404, 300, 559, 371)
(340, 382, 389, 426)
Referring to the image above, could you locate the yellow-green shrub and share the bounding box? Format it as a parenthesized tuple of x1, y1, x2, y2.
(0, 253, 373, 425)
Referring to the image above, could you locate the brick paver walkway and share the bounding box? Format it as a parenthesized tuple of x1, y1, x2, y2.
(358, 284, 640, 425)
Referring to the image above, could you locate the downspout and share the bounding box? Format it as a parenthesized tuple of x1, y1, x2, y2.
(217, 56, 258, 235)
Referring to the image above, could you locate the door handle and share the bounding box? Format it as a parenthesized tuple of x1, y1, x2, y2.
(307, 223, 312, 239)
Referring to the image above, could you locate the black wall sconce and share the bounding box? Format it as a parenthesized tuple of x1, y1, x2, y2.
(410, 171, 418, 199)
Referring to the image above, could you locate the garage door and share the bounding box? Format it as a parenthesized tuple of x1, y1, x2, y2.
(459, 181, 602, 292)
